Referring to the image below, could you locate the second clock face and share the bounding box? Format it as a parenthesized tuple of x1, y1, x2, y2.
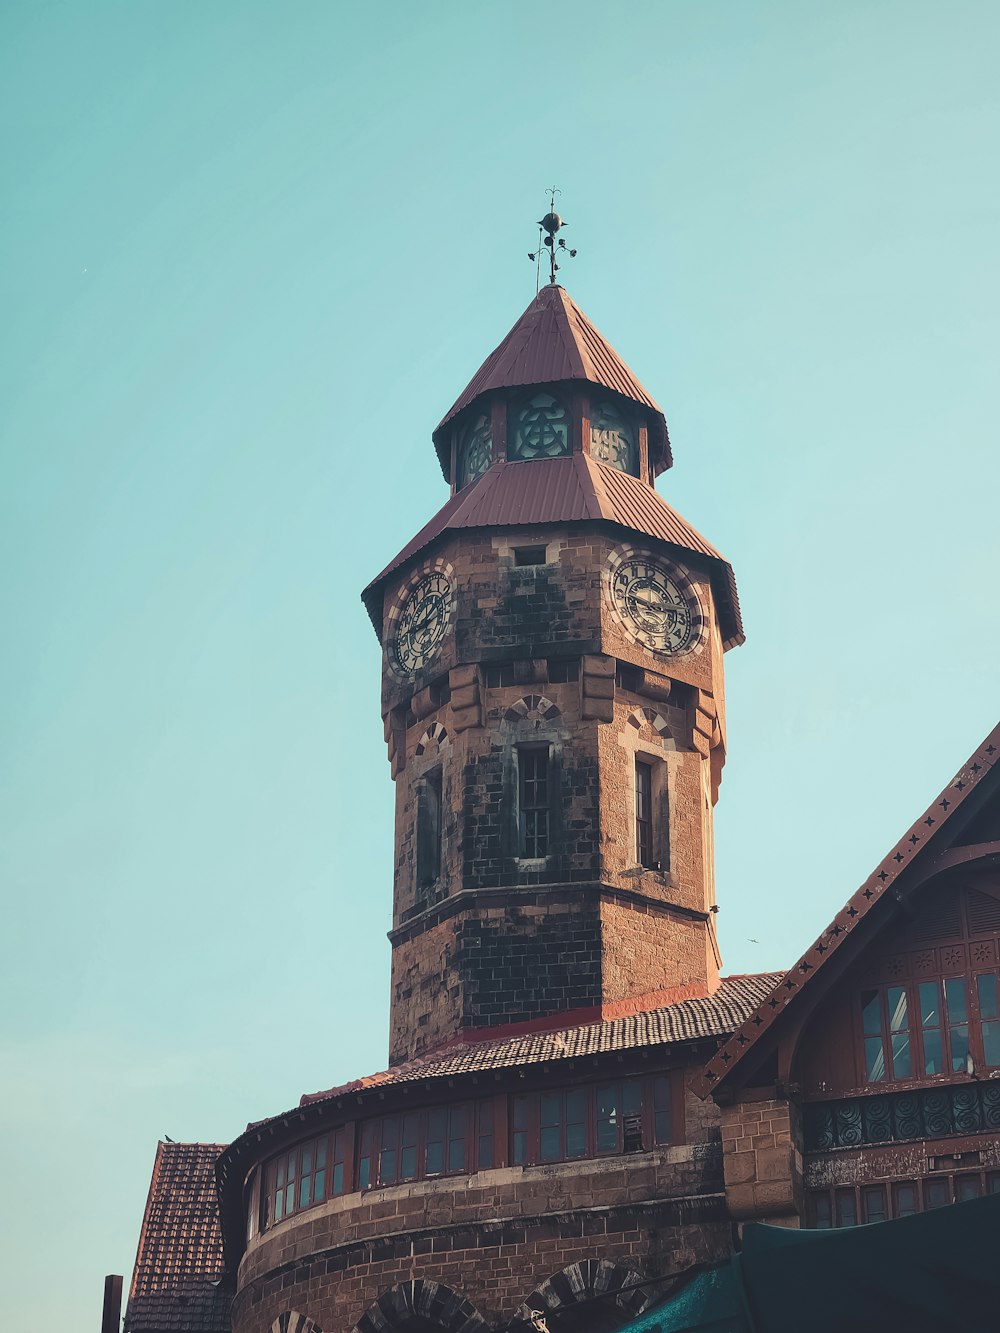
(610, 556, 700, 655)
(393, 572, 453, 674)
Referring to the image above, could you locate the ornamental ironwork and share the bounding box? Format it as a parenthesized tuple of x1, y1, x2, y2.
(804, 1080, 1000, 1152)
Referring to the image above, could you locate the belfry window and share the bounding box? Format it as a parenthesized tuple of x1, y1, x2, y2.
(518, 746, 550, 858)
(416, 768, 442, 888)
(635, 760, 655, 868)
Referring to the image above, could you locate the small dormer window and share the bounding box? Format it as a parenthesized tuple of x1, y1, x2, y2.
(590, 399, 637, 474)
(458, 413, 492, 487)
(509, 392, 569, 460)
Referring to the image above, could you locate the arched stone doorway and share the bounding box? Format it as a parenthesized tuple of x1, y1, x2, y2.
(352, 1280, 489, 1333)
(516, 1260, 651, 1333)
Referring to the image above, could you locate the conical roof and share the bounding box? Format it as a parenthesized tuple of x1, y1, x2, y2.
(362, 454, 743, 650)
(433, 285, 672, 475)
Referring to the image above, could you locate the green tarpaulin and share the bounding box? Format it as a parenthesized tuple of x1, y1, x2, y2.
(623, 1192, 1000, 1333)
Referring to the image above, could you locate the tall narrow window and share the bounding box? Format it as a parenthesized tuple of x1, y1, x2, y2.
(416, 768, 442, 887)
(635, 760, 654, 868)
(519, 747, 550, 858)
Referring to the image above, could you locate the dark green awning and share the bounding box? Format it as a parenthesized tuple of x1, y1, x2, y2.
(622, 1192, 1000, 1333)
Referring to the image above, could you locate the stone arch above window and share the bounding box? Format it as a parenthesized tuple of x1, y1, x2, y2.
(504, 694, 561, 723)
(516, 1260, 651, 1332)
(415, 722, 450, 757)
(352, 1281, 488, 1333)
(270, 1312, 323, 1333)
(627, 706, 671, 740)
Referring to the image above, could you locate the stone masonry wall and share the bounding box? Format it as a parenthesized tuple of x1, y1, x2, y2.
(721, 1096, 803, 1224)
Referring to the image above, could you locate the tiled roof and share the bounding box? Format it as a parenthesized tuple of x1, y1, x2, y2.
(695, 719, 1000, 1097)
(300, 974, 781, 1108)
(125, 1142, 230, 1333)
(432, 284, 672, 476)
(362, 454, 744, 650)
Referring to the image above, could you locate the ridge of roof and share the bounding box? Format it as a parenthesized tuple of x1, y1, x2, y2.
(361, 455, 744, 649)
(694, 719, 1000, 1098)
(432, 285, 672, 474)
(299, 972, 782, 1110)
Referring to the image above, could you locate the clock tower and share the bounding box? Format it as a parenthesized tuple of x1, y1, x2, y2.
(363, 282, 743, 1065)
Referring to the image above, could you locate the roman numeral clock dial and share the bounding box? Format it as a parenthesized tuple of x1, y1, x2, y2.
(391, 569, 455, 675)
(607, 551, 704, 655)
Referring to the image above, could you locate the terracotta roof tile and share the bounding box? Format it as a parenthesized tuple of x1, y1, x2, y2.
(362, 455, 744, 649)
(432, 285, 671, 475)
(125, 1142, 229, 1333)
(299, 973, 780, 1108)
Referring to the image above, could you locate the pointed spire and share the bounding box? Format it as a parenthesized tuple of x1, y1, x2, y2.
(433, 286, 672, 475)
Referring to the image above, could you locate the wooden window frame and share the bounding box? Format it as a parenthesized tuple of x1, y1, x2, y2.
(858, 966, 1000, 1087)
(635, 758, 655, 869)
(807, 1169, 1000, 1228)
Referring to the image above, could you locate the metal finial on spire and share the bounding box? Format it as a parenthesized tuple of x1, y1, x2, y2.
(527, 187, 577, 292)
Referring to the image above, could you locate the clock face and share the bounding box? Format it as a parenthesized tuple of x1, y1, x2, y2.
(510, 392, 569, 460)
(393, 571, 454, 674)
(609, 555, 701, 655)
(590, 400, 637, 474)
(458, 413, 492, 487)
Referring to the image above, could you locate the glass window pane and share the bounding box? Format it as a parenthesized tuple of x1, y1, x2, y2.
(893, 1182, 918, 1218)
(862, 990, 882, 1036)
(478, 1135, 493, 1169)
(622, 1080, 643, 1115)
(425, 1142, 443, 1175)
(379, 1149, 397, 1184)
(274, 1190, 283, 1222)
(276, 1158, 286, 1188)
(448, 1137, 466, 1172)
(427, 1108, 447, 1140)
(891, 1032, 913, 1079)
(315, 1138, 327, 1169)
(835, 1190, 857, 1227)
(924, 1178, 951, 1209)
(540, 1093, 561, 1127)
(811, 1194, 832, 1228)
(653, 1076, 671, 1109)
(331, 1163, 343, 1196)
(945, 977, 968, 1024)
(513, 1131, 528, 1166)
(358, 1157, 370, 1190)
(922, 1029, 944, 1075)
(479, 1102, 493, 1132)
(566, 1090, 587, 1125)
(540, 1126, 561, 1161)
(284, 1183, 294, 1215)
(566, 1121, 586, 1158)
(987, 1172, 1000, 1195)
(654, 1110, 672, 1145)
(919, 981, 940, 1028)
(512, 1097, 529, 1131)
(865, 1036, 887, 1082)
(402, 1114, 420, 1147)
(957, 1175, 981, 1202)
(301, 1144, 313, 1175)
(299, 1175, 311, 1209)
(983, 1021, 1000, 1068)
(977, 973, 999, 1021)
(887, 987, 909, 1032)
(287, 1152, 297, 1182)
(400, 1146, 417, 1180)
(862, 1185, 887, 1224)
(950, 1024, 970, 1072)
(313, 1169, 325, 1202)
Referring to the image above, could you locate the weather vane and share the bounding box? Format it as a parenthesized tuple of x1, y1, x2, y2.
(528, 187, 577, 293)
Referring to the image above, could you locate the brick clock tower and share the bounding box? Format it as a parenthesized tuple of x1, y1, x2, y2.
(363, 282, 744, 1065)
(216, 278, 764, 1333)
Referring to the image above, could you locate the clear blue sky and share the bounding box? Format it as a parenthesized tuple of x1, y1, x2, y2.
(2, 1, 998, 1323)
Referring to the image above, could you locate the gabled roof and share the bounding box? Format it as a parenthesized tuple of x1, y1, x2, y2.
(361, 454, 745, 650)
(432, 284, 672, 476)
(695, 720, 1000, 1098)
(299, 973, 780, 1108)
(125, 1142, 229, 1333)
